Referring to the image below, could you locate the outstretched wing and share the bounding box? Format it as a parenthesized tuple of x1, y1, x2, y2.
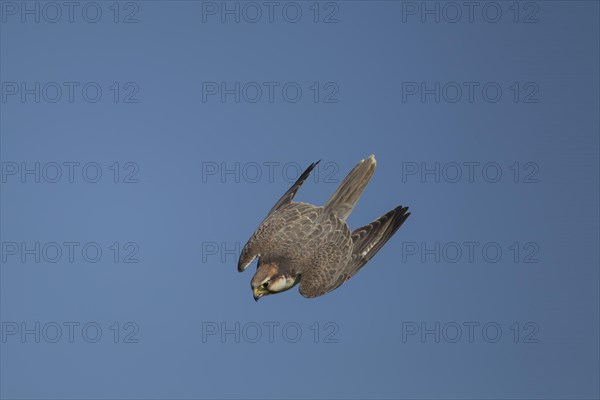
(299, 206, 410, 297)
(238, 160, 320, 272)
(265, 160, 320, 217)
(342, 205, 410, 279)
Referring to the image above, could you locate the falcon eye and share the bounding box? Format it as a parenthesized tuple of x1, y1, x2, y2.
(262, 282, 269, 289)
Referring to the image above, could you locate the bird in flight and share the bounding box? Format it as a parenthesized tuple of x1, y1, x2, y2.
(238, 155, 410, 300)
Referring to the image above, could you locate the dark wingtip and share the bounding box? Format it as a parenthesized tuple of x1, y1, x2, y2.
(237, 259, 245, 272)
(394, 205, 410, 215)
(302, 160, 320, 179)
(391, 206, 411, 232)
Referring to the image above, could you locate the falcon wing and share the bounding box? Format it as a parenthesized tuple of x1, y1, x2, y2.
(265, 160, 320, 217)
(299, 206, 410, 297)
(238, 161, 319, 273)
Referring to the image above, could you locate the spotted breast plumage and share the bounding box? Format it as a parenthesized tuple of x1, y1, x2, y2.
(238, 155, 410, 300)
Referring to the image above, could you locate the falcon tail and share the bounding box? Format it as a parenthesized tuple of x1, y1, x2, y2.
(323, 155, 376, 221)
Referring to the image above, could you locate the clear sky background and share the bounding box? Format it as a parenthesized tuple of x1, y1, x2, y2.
(1, 1, 598, 399)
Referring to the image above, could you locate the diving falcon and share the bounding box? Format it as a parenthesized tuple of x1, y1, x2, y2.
(238, 155, 410, 300)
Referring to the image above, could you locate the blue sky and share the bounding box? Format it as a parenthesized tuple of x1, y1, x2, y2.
(1, 1, 599, 398)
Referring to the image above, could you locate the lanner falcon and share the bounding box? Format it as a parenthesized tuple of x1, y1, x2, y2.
(238, 155, 410, 300)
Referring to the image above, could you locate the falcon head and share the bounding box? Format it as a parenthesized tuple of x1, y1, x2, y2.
(251, 262, 299, 301)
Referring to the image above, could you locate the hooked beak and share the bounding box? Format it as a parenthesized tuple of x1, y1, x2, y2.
(253, 287, 265, 302)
